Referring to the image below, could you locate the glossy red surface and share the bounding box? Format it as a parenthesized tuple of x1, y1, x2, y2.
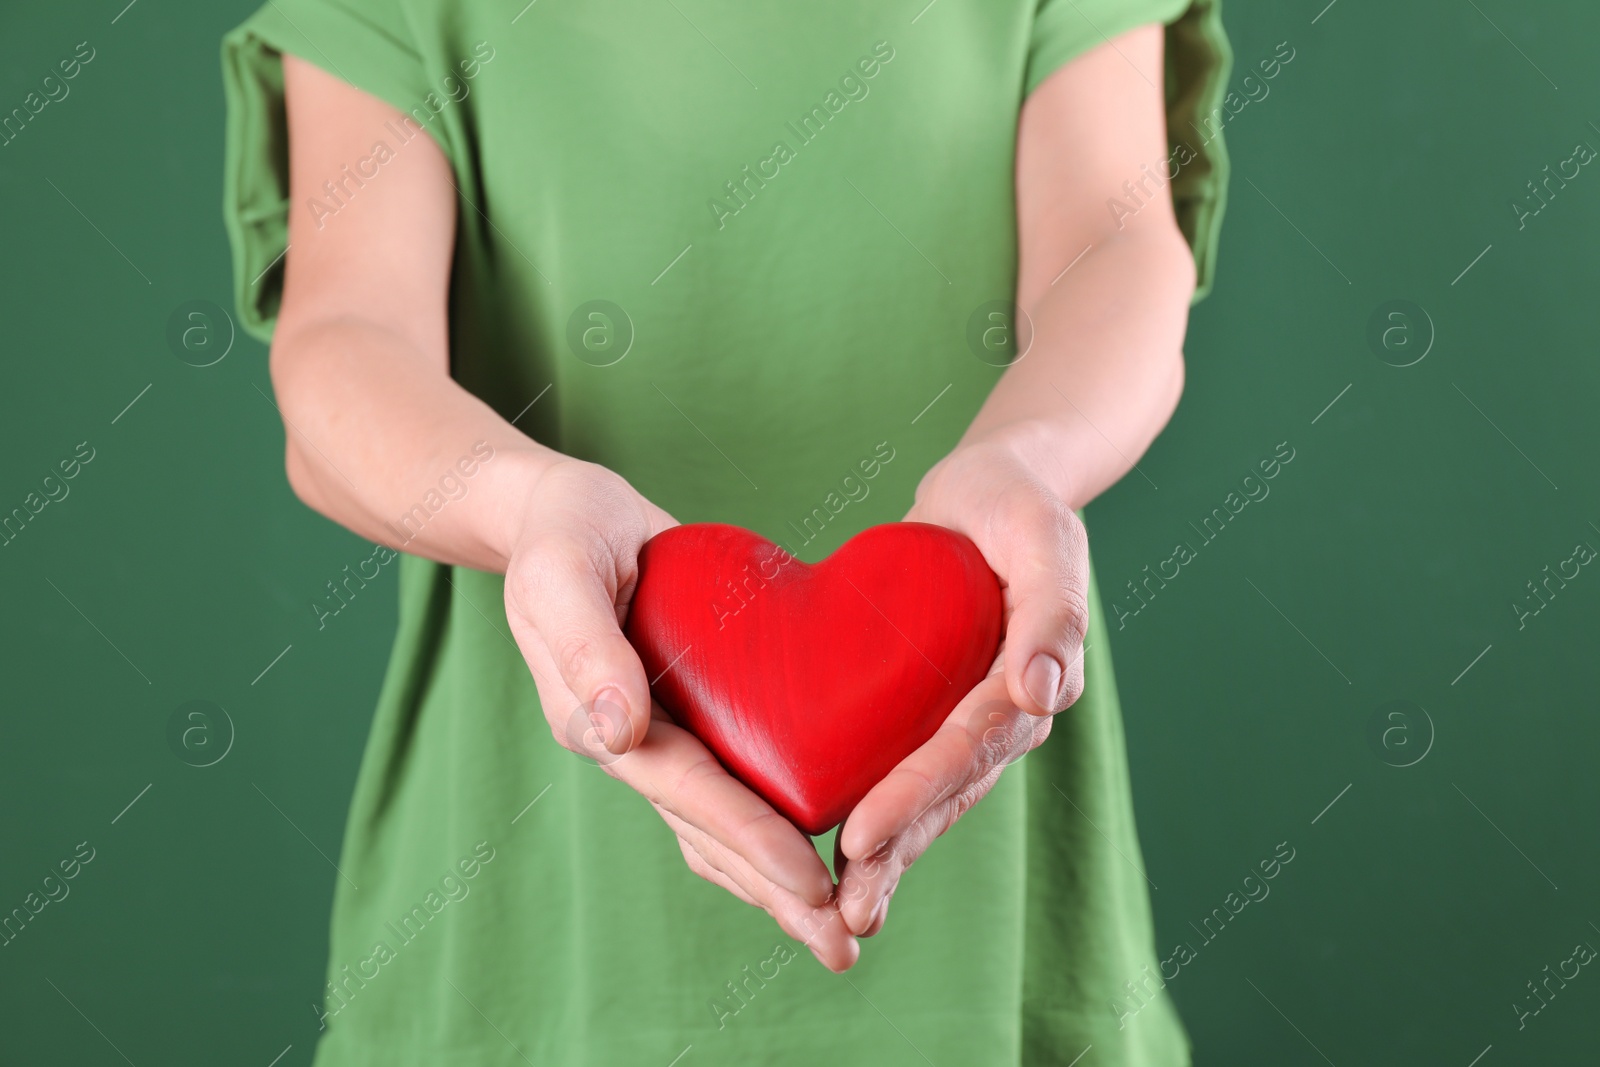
(624, 522, 1003, 836)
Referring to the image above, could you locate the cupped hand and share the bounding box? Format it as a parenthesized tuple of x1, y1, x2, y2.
(833, 435, 1090, 937)
(502, 458, 857, 970)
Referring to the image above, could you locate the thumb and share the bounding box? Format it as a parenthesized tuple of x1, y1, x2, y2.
(998, 510, 1090, 716)
(517, 535, 653, 754)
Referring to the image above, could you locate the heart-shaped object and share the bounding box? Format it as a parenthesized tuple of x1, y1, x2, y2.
(624, 522, 1003, 835)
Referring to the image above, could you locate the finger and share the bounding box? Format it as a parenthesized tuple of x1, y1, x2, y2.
(836, 762, 1004, 934)
(829, 837, 888, 936)
(659, 804, 789, 911)
(835, 841, 898, 936)
(675, 832, 761, 907)
(837, 755, 1019, 936)
(860, 897, 890, 938)
(837, 677, 1049, 934)
(608, 719, 836, 908)
(830, 832, 886, 937)
(838, 673, 1032, 861)
(505, 615, 624, 771)
(992, 493, 1091, 715)
(664, 809, 859, 972)
(512, 531, 653, 752)
(771, 890, 859, 973)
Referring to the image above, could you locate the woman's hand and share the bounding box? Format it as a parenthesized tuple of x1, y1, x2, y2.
(828, 21, 1195, 936)
(832, 430, 1090, 937)
(271, 23, 1187, 967)
(502, 458, 859, 970)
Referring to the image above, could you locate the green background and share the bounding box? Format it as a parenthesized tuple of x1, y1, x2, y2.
(1, 0, 1595, 1063)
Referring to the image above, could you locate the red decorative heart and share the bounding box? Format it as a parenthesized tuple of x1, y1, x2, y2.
(624, 522, 1003, 836)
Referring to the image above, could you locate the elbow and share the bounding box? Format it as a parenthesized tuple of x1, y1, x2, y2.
(1146, 216, 1198, 302)
(1164, 230, 1192, 415)
(1107, 208, 1197, 299)
(1151, 248, 1189, 434)
(1141, 221, 1192, 425)
(1162, 345, 1186, 428)
(267, 329, 328, 515)
(282, 439, 324, 512)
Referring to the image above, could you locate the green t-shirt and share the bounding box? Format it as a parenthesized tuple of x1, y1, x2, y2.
(222, 1, 1229, 1063)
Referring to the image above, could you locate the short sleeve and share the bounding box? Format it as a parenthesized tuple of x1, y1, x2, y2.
(220, 0, 441, 340)
(1026, 0, 1232, 302)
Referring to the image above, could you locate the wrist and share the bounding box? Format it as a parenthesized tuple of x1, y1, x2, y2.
(472, 444, 558, 571)
(958, 419, 1084, 507)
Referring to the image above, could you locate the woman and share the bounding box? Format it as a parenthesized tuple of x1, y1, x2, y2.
(222, 0, 1229, 1061)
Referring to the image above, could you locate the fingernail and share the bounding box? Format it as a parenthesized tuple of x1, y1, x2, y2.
(593, 688, 633, 754)
(1024, 654, 1062, 711)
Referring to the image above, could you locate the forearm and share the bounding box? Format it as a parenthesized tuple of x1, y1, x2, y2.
(270, 317, 553, 573)
(958, 227, 1195, 510)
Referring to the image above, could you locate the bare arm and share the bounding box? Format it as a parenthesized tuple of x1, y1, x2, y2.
(272, 55, 858, 971)
(837, 25, 1197, 936)
(272, 54, 543, 571)
(965, 21, 1193, 511)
